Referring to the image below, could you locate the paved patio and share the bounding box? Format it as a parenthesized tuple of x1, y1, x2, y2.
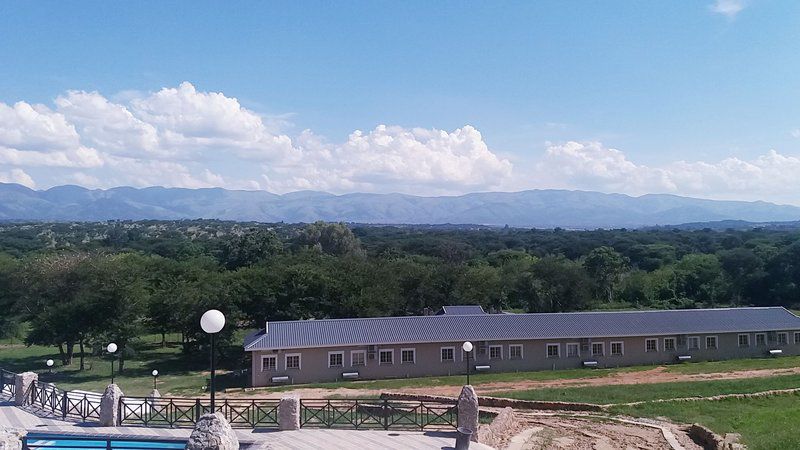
(1, 401, 492, 449)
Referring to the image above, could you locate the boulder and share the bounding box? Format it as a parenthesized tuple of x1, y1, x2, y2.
(13, 372, 37, 406)
(0, 427, 26, 450)
(278, 396, 300, 431)
(99, 384, 124, 426)
(457, 385, 479, 442)
(186, 412, 239, 450)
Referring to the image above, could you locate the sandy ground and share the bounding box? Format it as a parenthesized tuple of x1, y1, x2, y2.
(227, 365, 800, 400)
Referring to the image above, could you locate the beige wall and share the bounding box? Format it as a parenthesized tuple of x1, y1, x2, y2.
(249, 329, 800, 386)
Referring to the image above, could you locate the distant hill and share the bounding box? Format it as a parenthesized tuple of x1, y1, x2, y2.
(1, 183, 799, 229)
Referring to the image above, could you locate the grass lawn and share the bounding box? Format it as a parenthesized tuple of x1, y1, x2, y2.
(487, 374, 800, 404)
(0, 333, 251, 397)
(664, 355, 800, 374)
(611, 393, 800, 450)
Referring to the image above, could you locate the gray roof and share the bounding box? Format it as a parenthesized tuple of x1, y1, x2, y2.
(244, 307, 800, 351)
(437, 305, 486, 315)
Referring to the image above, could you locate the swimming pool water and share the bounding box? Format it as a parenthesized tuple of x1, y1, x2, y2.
(25, 433, 185, 450)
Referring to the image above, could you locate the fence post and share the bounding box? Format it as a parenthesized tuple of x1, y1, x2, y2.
(62, 391, 68, 420)
(457, 385, 479, 442)
(14, 372, 37, 406)
(99, 384, 123, 427)
(383, 399, 389, 430)
(195, 399, 202, 423)
(278, 396, 300, 430)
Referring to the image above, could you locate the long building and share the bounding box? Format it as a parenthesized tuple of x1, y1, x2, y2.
(243, 306, 800, 386)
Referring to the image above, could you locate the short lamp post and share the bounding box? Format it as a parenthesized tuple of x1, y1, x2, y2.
(151, 369, 159, 390)
(462, 341, 473, 385)
(45, 359, 54, 374)
(200, 309, 225, 413)
(107, 342, 118, 384)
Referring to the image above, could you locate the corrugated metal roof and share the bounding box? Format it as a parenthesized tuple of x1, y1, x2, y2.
(437, 305, 486, 315)
(244, 307, 800, 351)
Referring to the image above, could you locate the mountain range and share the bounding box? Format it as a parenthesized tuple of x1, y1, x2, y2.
(1, 183, 799, 229)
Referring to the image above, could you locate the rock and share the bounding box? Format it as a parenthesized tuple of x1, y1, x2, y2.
(476, 407, 515, 447)
(0, 427, 26, 450)
(149, 389, 161, 398)
(99, 384, 124, 426)
(278, 396, 300, 431)
(457, 385, 479, 442)
(186, 412, 239, 450)
(13, 372, 37, 406)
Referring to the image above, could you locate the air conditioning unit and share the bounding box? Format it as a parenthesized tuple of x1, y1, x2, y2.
(478, 341, 488, 355)
(677, 335, 687, 347)
(367, 345, 377, 360)
(768, 332, 777, 343)
(580, 338, 590, 352)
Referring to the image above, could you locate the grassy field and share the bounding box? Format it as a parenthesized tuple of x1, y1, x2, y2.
(612, 393, 800, 450)
(487, 374, 800, 404)
(0, 333, 251, 396)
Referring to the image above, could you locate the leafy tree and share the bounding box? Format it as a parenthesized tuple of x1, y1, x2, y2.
(584, 246, 630, 302)
(296, 222, 364, 256)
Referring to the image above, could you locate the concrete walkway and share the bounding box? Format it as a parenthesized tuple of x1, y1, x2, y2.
(1, 402, 493, 449)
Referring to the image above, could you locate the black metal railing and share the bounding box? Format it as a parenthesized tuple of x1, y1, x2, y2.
(0, 369, 15, 398)
(28, 381, 102, 421)
(23, 434, 185, 450)
(118, 396, 280, 429)
(299, 398, 458, 430)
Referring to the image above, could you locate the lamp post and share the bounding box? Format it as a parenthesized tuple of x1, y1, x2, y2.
(462, 341, 473, 385)
(200, 309, 225, 413)
(152, 369, 159, 390)
(107, 343, 118, 384)
(46, 359, 54, 374)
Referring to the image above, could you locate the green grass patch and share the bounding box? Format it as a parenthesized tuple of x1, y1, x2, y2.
(611, 393, 800, 450)
(488, 374, 800, 404)
(664, 355, 800, 374)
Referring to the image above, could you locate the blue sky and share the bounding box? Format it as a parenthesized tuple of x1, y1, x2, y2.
(1, 1, 800, 203)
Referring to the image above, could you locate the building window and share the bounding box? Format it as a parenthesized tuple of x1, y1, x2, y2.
(688, 336, 700, 350)
(664, 338, 676, 351)
(591, 342, 604, 357)
(777, 332, 788, 346)
(706, 336, 718, 349)
(261, 355, 277, 372)
(489, 345, 503, 360)
(546, 343, 560, 358)
(795, 332, 800, 344)
(738, 334, 750, 348)
(328, 351, 344, 368)
(285, 353, 301, 370)
(610, 342, 624, 356)
(566, 343, 579, 358)
(509, 344, 523, 360)
(401, 348, 416, 364)
(351, 350, 366, 367)
(756, 333, 766, 346)
(645, 338, 658, 352)
(441, 347, 455, 362)
(379, 349, 394, 365)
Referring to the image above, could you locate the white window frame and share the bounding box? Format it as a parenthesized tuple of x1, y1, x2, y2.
(440, 346, 455, 362)
(645, 338, 658, 352)
(591, 342, 605, 357)
(688, 336, 701, 351)
(261, 354, 277, 372)
(489, 345, 503, 360)
(738, 334, 750, 348)
(378, 349, 394, 365)
(400, 348, 416, 364)
(795, 332, 800, 344)
(705, 335, 718, 350)
(546, 343, 560, 358)
(509, 344, 523, 360)
(610, 341, 624, 356)
(328, 351, 345, 368)
(285, 353, 301, 370)
(350, 350, 366, 367)
(777, 332, 788, 346)
(566, 342, 580, 358)
(663, 337, 676, 351)
(755, 333, 766, 346)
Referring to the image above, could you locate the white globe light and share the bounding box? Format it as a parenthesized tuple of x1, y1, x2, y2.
(201, 309, 226, 334)
(46, 359, 54, 367)
(107, 343, 118, 353)
(462, 341, 474, 352)
(152, 369, 159, 377)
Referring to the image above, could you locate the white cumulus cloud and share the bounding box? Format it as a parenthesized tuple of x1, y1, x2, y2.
(710, 0, 747, 18)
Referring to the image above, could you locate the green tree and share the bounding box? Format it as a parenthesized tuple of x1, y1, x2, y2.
(584, 246, 630, 302)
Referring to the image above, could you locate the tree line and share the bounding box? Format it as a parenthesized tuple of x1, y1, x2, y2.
(1, 220, 799, 372)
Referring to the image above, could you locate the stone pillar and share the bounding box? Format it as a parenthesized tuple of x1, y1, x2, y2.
(457, 385, 479, 442)
(149, 389, 161, 398)
(0, 427, 26, 450)
(186, 412, 239, 450)
(99, 384, 124, 426)
(14, 372, 37, 406)
(278, 396, 300, 431)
